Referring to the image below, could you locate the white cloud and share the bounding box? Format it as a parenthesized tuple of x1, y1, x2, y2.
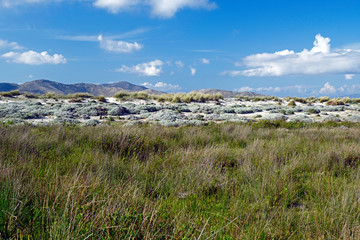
(319, 82, 336, 95)
(201, 58, 210, 64)
(117, 60, 163, 76)
(93, 0, 216, 18)
(339, 84, 360, 95)
(175, 60, 184, 68)
(221, 70, 242, 77)
(227, 34, 360, 77)
(236, 86, 254, 92)
(190, 67, 196, 76)
(142, 81, 181, 91)
(97, 35, 143, 53)
(149, 0, 216, 18)
(0, 38, 22, 50)
(57, 28, 149, 42)
(0, 0, 58, 7)
(93, 0, 140, 14)
(345, 74, 355, 80)
(235, 86, 281, 93)
(1, 50, 66, 65)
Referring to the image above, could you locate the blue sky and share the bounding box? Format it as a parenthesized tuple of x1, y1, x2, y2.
(1, 0, 360, 96)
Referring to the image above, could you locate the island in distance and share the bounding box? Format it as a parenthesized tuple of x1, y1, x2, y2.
(0, 79, 262, 97)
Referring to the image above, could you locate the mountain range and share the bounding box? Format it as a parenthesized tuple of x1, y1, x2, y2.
(0, 79, 262, 98)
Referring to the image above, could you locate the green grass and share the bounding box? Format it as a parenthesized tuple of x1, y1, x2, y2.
(1, 123, 360, 239)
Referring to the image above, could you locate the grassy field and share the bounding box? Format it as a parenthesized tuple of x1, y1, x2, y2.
(1, 121, 360, 239)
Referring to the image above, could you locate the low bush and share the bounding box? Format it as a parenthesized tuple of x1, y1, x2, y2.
(0, 90, 20, 97)
(326, 99, 345, 106)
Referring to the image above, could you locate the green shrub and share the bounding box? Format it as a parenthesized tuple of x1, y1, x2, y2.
(0, 90, 20, 97)
(287, 100, 296, 106)
(97, 95, 107, 102)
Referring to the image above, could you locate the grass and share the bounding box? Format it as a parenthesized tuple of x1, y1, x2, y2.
(1, 122, 360, 239)
(113, 91, 223, 103)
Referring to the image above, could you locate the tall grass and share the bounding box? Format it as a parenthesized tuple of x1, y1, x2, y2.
(1, 123, 360, 238)
(113, 91, 223, 103)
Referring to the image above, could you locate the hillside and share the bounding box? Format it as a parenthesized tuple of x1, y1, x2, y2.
(0, 80, 264, 97)
(0, 83, 18, 92)
(0, 79, 163, 97)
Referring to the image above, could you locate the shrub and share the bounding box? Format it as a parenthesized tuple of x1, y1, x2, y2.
(287, 100, 296, 106)
(326, 99, 345, 106)
(23, 92, 37, 99)
(129, 92, 150, 100)
(319, 96, 330, 103)
(0, 90, 21, 97)
(67, 92, 94, 99)
(97, 95, 107, 102)
(40, 92, 64, 99)
(114, 91, 130, 100)
(307, 108, 320, 114)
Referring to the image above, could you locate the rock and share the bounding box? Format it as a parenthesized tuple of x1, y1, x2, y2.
(322, 115, 341, 122)
(347, 115, 360, 122)
(82, 119, 100, 126)
(108, 106, 129, 116)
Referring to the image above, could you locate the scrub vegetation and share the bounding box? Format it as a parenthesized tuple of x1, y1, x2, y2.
(1, 122, 360, 239)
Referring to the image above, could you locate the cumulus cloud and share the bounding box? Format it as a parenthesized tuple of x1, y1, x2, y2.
(345, 74, 355, 80)
(142, 81, 181, 91)
(1, 50, 66, 65)
(175, 60, 184, 68)
(93, 0, 139, 14)
(190, 67, 196, 76)
(97, 35, 143, 53)
(93, 0, 216, 18)
(201, 58, 210, 64)
(339, 84, 360, 95)
(0, 38, 22, 50)
(226, 34, 360, 77)
(117, 60, 163, 76)
(319, 82, 337, 95)
(235, 86, 281, 93)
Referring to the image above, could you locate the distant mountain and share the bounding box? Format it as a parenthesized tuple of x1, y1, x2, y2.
(190, 89, 263, 98)
(0, 79, 164, 97)
(0, 80, 263, 98)
(0, 83, 18, 92)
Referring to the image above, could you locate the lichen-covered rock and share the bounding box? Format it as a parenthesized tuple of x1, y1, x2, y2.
(347, 115, 360, 122)
(78, 106, 107, 116)
(53, 117, 80, 125)
(288, 115, 313, 123)
(108, 106, 129, 116)
(147, 110, 184, 122)
(235, 108, 255, 114)
(82, 119, 100, 126)
(322, 115, 341, 122)
(262, 114, 288, 121)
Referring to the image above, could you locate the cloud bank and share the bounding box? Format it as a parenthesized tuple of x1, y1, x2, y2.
(0, 0, 59, 7)
(1, 50, 66, 65)
(201, 58, 210, 64)
(93, 0, 217, 18)
(227, 34, 360, 77)
(117, 60, 163, 76)
(142, 81, 181, 91)
(98, 35, 143, 53)
(0, 38, 22, 50)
